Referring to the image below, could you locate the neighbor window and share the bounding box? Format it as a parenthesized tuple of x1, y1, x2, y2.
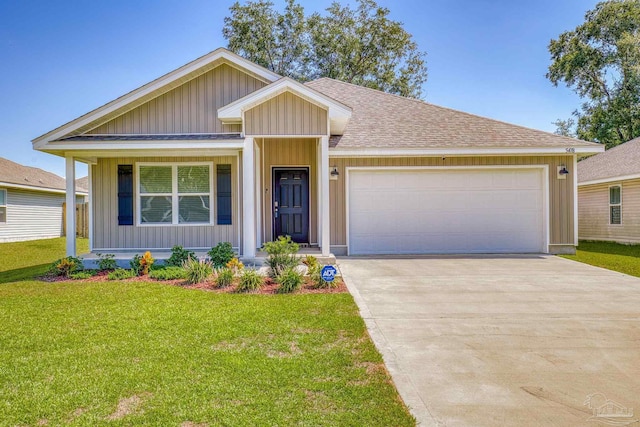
(0, 189, 6, 223)
(138, 163, 212, 225)
(609, 185, 622, 225)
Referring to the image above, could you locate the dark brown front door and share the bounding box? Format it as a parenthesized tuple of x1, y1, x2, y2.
(273, 168, 309, 243)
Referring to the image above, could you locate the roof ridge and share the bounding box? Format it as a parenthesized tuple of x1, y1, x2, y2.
(308, 77, 598, 146)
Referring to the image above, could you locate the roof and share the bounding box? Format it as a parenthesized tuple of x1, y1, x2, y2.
(578, 137, 640, 184)
(75, 176, 88, 192)
(0, 157, 86, 194)
(306, 78, 601, 151)
(59, 133, 243, 142)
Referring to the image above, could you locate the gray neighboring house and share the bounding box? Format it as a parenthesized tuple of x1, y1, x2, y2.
(578, 137, 640, 244)
(0, 157, 87, 243)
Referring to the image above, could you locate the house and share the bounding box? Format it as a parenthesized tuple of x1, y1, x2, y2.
(32, 48, 603, 259)
(0, 157, 87, 242)
(578, 137, 640, 244)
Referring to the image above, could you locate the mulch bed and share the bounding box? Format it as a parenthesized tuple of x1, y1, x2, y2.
(41, 272, 347, 295)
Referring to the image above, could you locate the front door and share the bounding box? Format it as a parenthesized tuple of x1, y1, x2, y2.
(273, 168, 309, 243)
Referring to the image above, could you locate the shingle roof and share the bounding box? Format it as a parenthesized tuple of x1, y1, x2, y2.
(0, 157, 82, 192)
(578, 137, 640, 183)
(306, 78, 600, 150)
(75, 176, 89, 192)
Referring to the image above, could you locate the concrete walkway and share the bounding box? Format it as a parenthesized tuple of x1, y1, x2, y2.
(338, 255, 640, 427)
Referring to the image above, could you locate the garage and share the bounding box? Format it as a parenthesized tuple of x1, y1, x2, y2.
(347, 167, 547, 255)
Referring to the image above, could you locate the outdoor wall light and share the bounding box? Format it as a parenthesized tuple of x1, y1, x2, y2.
(559, 166, 569, 175)
(330, 166, 339, 177)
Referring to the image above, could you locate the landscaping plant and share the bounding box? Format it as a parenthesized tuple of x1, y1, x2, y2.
(261, 235, 300, 277)
(165, 245, 196, 267)
(183, 258, 213, 284)
(149, 266, 187, 281)
(226, 257, 244, 274)
(69, 271, 94, 280)
(237, 269, 264, 292)
(48, 256, 84, 278)
(107, 268, 136, 280)
(277, 267, 304, 293)
(215, 267, 235, 288)
(96, 253, 117, 271)
(129, 254, 142, 275)
(208, 241, 235, 268)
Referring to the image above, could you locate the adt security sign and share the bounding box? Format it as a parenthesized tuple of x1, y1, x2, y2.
(320, 265, 337, 282)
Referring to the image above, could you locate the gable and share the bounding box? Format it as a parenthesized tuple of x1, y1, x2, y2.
(244, 91, 328, 136)
(85, 64, 267, 136)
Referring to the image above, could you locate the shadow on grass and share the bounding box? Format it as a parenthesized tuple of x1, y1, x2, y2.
(0, 264, 49, 284)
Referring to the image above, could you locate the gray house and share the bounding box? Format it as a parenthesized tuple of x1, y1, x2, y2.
(0, 157, 87, 242)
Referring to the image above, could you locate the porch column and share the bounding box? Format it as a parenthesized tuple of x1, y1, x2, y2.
(242, 137, 256, 258)
(320, 136, 330, 256)
(65, 154, 76, 256)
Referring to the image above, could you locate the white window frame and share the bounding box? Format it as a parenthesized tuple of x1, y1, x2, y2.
(609, 184, 622, 225)
(136, 162, 214, 226)
(0, 188, 6, 223)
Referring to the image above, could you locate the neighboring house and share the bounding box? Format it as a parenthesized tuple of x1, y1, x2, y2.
(578, 137, 640, 244)
(32, 48, 603, 258)
(0, 157, 87, 242)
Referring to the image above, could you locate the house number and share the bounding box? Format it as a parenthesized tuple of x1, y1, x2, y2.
(565, 148, 576, 153)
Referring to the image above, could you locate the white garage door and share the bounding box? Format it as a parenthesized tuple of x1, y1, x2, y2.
(348, 168, 546, 255)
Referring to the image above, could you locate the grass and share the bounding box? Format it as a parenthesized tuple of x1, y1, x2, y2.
(561, 240, 640, 277)
(0, 239, 414, 426)
(0, 237, 88, 283)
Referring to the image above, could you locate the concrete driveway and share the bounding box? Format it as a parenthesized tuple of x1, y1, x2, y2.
(338, 255, 640, 427)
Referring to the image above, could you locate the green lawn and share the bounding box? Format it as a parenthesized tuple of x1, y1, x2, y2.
(0, 239, 414, 426)
(561, 240, 640, 277)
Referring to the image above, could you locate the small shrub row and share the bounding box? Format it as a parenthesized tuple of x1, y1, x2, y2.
(108, 268, 136, 280)
(149, 266, 187, 281)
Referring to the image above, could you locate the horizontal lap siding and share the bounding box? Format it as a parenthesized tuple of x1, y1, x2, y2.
(92, 156, 239, 250)
(245, 92, 327, 136)
(329, 155, 575, 247)
(87, 64, 265, 134)
(578, 179, 640, 243)
(0, 189, 65, 242)
(260, 138, 318, 244)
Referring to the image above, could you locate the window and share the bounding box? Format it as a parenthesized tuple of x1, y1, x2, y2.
(138, 163, 212, 225)
(609, 185, 621, 225)
(0, 189, 6, 223)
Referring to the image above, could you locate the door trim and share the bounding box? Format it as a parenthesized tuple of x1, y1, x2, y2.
(345, 165, 550, 255)
(271, 166, 311, 243)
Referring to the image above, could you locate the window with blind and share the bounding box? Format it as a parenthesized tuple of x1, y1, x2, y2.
(0, 189, 6, 223)
(609, 185, 622, 225)
(138, 163, 213, 225)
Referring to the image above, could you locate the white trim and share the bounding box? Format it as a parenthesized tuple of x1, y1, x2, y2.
(320, 136, 330, 256)
(255, 142, 262, 248)
(241, 134, 328, 139)
(33, 48, 279, 147)
(135, 162, 215, 226)
(0, 188, 6, 223)
(0, 181, 87, 196)
(242, 137, 256, 257)
(88, 166, 93, 252)
(345, 165, 550, 255)
(330, 146, 604, 157)
(270, 165, 312, 244)
(573, 155, 578, 246)
(608, 184, 622, 226)
(65, 155, 76, 256)
(316, 139, 322, 251)
(42, 140, 245, 151)
(579, 173, 640, 187)
(44, 149, 241, 161)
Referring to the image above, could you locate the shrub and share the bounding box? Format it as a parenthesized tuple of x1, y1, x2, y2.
(69, 271, 95, 280)
(226, 257, 244, 274)
(107, 268, 135, 280)
(48, 256, 84, 278)
(165, 245, 196, 267)
(261, 236, 300, 278)
(277, 267, 304, 293)
(130, 254, 142, 275)
(302, 255, 319, 269)
(97, 253, 117, 271)
(208, 242, 235, 268)
(237, 269, 264, 292)
(215, 267, 235, 288)
(183, 258, 213, 284)
(149, 266, 187, 281)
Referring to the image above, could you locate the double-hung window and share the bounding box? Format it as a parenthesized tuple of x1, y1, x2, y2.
(138, 163, 213, 225)
(0, 189, 6, 223)
(609, 185, 622, 225)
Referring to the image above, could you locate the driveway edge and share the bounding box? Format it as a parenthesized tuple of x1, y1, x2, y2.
(339, 263, 440, 427)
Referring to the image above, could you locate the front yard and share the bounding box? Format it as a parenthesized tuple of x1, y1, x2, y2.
(561, 240, 640, 278)
(0, 239, 414, 426)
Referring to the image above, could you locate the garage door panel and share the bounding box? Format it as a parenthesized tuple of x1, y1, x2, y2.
(348, 169, 545, 255)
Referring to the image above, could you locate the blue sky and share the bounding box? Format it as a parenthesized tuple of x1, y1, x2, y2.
(0, 0, 598, 178)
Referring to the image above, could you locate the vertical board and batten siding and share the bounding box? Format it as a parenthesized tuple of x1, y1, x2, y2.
(0, 188, 65, 242)
(259, 138, 318, 244)
(578, 178, 640, 243)
(92, 156, 239, 250)
(87, 64, 266, 135)
(245, 92, 328, 136)
(329, 155, 576, 247)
